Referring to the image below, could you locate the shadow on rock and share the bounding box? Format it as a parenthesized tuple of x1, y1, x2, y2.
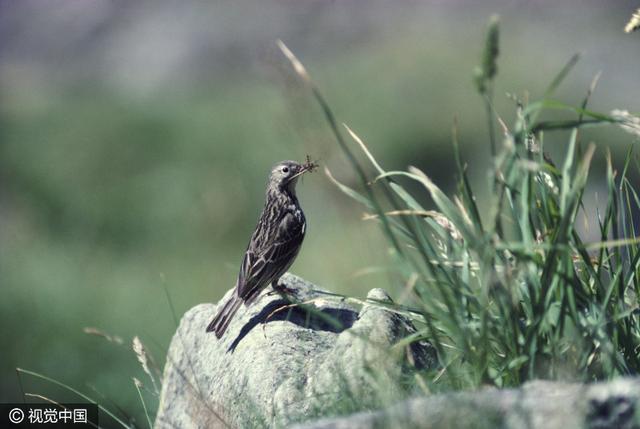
(228, 298, 358, 352)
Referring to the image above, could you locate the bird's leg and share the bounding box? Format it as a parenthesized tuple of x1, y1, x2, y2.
(268, 278, 298, 299)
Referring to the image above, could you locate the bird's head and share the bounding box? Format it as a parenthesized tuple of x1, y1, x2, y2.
(268, 159, 316, 194)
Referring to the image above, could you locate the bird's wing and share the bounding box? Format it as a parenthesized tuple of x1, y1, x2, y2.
(236, 211, 305, 302)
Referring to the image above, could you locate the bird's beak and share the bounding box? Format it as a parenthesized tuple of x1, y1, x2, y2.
(288, 162, 317, 182)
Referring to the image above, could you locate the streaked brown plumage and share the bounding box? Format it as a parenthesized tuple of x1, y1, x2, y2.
(206, 160, 315, 338)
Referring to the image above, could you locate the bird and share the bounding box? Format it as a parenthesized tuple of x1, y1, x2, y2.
(206, 159, 316, 338)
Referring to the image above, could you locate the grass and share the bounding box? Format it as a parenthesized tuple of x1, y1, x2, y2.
(279, 17, 640, 392)
(14, 17, 640, 428)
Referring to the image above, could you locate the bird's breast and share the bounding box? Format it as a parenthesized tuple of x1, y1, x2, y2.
(290, 205, 306, 236)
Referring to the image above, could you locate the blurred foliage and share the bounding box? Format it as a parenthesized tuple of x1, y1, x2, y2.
(1, 0, 639, 425)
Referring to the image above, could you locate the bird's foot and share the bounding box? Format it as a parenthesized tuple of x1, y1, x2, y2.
(268, 281, 298, 299)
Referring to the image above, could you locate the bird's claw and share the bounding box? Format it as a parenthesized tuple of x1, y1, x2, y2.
(269, 282, 298, 298)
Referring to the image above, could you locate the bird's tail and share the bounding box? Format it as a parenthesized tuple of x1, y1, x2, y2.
(206, 292, 243, 338)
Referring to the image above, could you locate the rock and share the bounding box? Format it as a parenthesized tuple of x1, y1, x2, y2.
(291, 377, 640, 429)
(154, 273, 436, 429)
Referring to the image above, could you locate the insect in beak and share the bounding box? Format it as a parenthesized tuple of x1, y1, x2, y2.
(287, 156, 318, 183)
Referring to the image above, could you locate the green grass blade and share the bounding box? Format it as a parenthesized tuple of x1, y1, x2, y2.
(17, 368, 132, 428)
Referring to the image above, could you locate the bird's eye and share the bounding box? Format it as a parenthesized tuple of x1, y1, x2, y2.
(282, 167, 289, 173)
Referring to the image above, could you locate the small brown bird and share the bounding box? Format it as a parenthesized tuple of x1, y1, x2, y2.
(207, 159, 316, 338)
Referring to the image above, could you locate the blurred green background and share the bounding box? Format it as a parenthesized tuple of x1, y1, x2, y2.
(1, 0, 638, 423)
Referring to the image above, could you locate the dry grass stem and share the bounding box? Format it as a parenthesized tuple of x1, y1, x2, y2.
(132, 336, 159, 395)
(83, 327, 124, 345)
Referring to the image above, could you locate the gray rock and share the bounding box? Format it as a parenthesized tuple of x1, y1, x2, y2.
(154, 273, 436, 429)
(292, 378, 640, 429)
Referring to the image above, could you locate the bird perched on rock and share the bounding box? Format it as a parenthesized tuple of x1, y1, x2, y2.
(207, 159, 317, 338)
